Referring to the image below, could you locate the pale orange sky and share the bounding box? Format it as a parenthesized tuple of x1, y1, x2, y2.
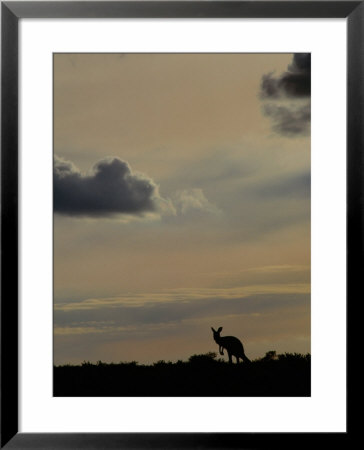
(54, 53, 310, 365)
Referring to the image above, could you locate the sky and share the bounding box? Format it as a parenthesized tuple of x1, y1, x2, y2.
(53, 53, 311, 365)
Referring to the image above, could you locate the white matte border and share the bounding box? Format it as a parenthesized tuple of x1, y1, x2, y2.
(19, 18, 346, 432)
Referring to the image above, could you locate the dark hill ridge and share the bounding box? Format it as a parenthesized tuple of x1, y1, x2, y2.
(54, 351, 310, 397)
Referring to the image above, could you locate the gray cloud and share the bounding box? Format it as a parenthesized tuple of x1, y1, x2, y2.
(174, 188, 221, 215)
(54, 292, 309, 333)
(54, 155, 173, 218)
(262, 102, 310, 137)
(260, 53, 311, 137)
(256, 171, 310, 198)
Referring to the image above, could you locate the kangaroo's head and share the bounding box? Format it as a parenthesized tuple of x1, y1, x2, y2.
(211, 326, 223, 343)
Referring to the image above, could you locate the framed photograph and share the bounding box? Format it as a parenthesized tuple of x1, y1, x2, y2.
(1, 1, 358, 448)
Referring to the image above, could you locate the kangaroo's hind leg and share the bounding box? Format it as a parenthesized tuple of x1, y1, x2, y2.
(236, 356, 240, 364)
(228, 352, 233, 364)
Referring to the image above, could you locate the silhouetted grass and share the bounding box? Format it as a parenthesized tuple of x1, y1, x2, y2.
(54, 351, 310, 397)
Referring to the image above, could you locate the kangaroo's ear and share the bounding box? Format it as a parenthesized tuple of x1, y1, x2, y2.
(211, 327, 216, 332)
(217, 327, 223, 333)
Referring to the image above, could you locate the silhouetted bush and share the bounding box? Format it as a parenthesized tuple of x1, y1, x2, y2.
(188, 352, 218, 364)
(262, 350, 278, 361)
(153, 360, 173, 367)
(54, 351, 310, 397)
(278, 352, 310, 362)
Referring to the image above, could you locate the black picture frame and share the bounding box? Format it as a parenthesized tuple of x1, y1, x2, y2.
(1, 1, 358, 448)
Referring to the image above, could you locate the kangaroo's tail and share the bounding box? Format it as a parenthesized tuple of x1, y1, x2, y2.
(242, 354, 251, 363)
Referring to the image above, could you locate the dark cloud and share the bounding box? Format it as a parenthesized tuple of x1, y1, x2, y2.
(260, 53, 311, 137)
(261, 53, 311, 99)
(54, 155, 170, 217)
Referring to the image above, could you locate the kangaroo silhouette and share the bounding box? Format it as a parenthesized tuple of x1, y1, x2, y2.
(211, 326, 251, 364)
